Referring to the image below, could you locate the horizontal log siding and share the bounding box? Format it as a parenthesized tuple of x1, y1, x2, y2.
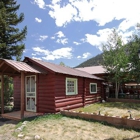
(37, 73, 55, 113)
(54, 74, 84, 111)
(85, 78, 102, 105)
(13, 76, 21, 110)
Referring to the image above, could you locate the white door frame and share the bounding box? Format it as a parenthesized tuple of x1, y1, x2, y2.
(25, 75, 36, 112)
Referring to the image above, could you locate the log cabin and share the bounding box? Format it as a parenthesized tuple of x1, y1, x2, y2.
(0, 57, 104, 120)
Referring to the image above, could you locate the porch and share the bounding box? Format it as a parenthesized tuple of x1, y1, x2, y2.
(1, 111, 42, 121)
(108, 83, 140, 100)
(0, 59, 45, 121)
(107, 98, 140, 103)
(108, 92, 140, 99)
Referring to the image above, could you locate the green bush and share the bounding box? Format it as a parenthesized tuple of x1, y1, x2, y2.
(0, 76, 13, 105)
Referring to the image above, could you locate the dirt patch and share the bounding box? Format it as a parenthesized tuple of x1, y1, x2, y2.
(0, 117, 18, 140)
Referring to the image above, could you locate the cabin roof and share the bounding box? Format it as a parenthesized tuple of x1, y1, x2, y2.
(76, 66, 106, 74)
(0, 59, 46, 74)
(25, 57, 103, 80)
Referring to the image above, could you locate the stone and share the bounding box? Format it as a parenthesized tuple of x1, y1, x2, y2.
(18, 133, 24, 138)
(24, 136, 33, 140)
(15, 127, 22, 132)
(22, 121, 29, 125)
(34, 135, 41, 140)
(21, 125, 26, 129)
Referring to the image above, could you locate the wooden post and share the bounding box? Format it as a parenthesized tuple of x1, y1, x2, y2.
(83, 78, 86, 107)
(21, 72, 25, 119)
(1, 74, 4, 114)
(36, 74, 38, 112)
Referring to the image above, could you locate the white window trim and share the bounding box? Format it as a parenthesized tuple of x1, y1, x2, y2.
(66, 78, 78, 95)
(90, 83, 97, 94)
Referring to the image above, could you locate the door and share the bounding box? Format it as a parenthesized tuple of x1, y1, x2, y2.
(25, 75, 36, 112)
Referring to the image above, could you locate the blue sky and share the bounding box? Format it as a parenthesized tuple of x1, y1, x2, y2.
(17, 0, 140, 67)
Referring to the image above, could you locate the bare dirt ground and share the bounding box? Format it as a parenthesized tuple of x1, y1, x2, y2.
(0, 115, 140, 140)
(0, 118, 18, 140)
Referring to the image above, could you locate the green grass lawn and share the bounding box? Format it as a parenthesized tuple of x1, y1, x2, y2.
(73, 102, 140, 119)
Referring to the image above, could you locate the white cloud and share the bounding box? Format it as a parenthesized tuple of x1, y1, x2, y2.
(52, 0, 61, 5)
(83, 52, 91, 58)
(77, 52, 91, 59)
(51, 36, 55, 39)
(80, 38, 86, 43)
(32, 47, 73, 60)
(32, 57, 42, 60)
(39, 35, 48, 41)
(48, 3, 77, 27)
(85, 28, 112, 51)
(77, 56, 81, 59)
(33, 0, 46, 9)
(32, 53, 36, 56)
(47, 0, 140, 32)
(118, 19, 137, 32)
(55, 31, 65, 38)
(73, 41, 81, 45)
(85, 28, 134, 51)
(33, 47, 50, 55)
(35, 17, 42, 23)
(56, 38, 68, 45)
(52, 31, 68, 45)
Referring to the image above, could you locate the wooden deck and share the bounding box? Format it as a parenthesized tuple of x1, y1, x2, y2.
(1, 111, 42, 121)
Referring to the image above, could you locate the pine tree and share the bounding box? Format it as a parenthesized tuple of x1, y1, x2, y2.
(0, 0, 27, 60)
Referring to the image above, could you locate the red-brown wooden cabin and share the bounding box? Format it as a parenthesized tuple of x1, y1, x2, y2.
(0, 57, 104, 120)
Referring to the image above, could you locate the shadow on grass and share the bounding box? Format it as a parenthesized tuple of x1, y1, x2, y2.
(20, 113, 63, 122)
(0, 117, 18, 126)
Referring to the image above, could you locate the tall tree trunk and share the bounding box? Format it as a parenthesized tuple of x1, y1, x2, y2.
(115, 82, 119, 98)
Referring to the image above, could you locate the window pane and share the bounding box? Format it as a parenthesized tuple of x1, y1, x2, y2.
(27, 93, 35, 96)
(27, 77, 30, 92)
(67, 80, 75, 93)
(31, 76, 35, 92)
(91, 84, 96, 92)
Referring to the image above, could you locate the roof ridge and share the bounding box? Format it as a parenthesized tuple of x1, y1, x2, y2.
(25, 57, 103, 80)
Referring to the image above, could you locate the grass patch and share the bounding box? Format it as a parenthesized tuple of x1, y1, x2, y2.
(1, 113, 140, 140)
(73, 102, 140, 118)
(16, 114, 140, 140)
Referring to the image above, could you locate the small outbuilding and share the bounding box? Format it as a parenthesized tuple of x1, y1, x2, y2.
(0, 57, 104, 120)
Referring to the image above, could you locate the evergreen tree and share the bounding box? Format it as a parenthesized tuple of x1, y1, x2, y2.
(59, 62, 65, 66)
(0, 0, 27, 60)
(0, 0, 27, 105)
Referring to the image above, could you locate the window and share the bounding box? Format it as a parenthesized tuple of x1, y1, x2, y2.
(26, 76, 35, 92)
(90, 83, 97, 94)
(66, 78, 78, 95)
